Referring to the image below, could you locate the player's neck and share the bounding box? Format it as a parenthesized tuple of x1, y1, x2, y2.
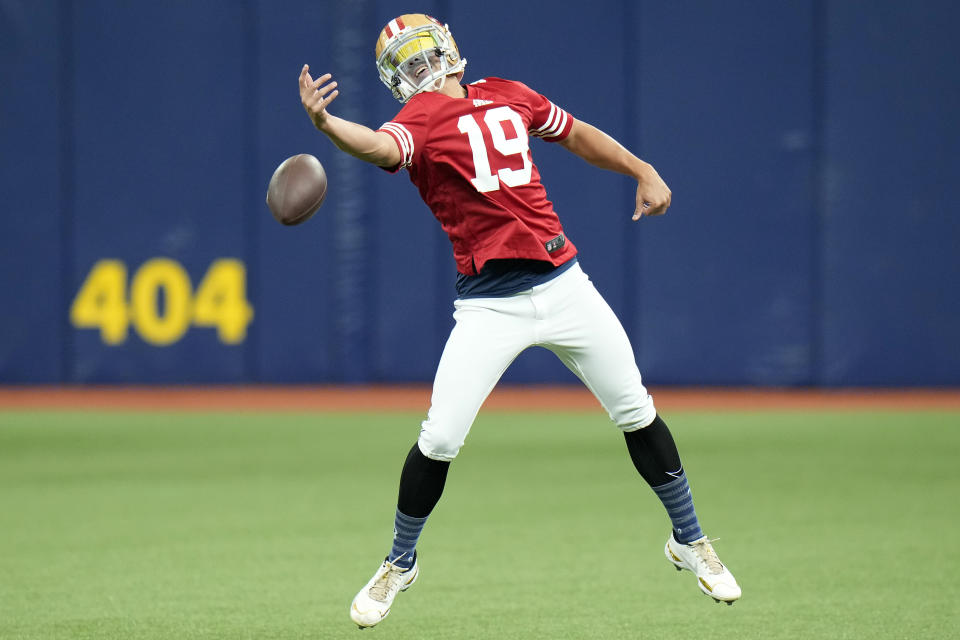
(437, 75, 467, 99)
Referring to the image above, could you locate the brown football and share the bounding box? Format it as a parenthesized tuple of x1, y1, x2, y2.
(266, 154, 328, 226)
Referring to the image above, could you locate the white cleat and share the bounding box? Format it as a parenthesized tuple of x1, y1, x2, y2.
(665, 533, 741, 604)
(349, 555, 419, 628)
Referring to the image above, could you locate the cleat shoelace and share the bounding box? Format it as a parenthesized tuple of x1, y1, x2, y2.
(689, 538, 724, 575)
(368, 563, 407, 602)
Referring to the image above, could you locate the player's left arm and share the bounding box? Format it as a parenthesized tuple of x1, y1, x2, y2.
(559, 119, 671, 220)
(299, 65, 401, 168)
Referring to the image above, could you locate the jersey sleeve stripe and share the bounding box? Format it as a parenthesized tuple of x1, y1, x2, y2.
(537, 103, 559, 132)
(540, 108, 564, 136)
(379, 122, 414, 167)
(530, 102, 570, 138)
(529, 103, 559, 136)
(540, 110, 569, 139)
(380, 124, 409, 162)
(380, 123, 410, 158)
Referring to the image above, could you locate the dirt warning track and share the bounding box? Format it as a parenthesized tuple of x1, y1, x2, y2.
(1, 386, 959, 412)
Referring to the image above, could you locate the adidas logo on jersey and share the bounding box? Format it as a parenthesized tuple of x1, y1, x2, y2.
(473, 99, 493, 107)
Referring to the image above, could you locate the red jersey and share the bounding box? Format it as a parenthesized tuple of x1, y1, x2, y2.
(378, 77, 578, 275)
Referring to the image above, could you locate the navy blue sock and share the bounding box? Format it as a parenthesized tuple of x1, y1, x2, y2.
(651, 472, 703, 544)
(388, 509, 427, 569)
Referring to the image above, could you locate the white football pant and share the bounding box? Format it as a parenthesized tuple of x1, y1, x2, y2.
(418, 262, 657, 461)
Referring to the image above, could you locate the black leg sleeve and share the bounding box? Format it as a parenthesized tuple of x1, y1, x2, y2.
(396, 442, 451, 518)
(623, 414, 684, 488)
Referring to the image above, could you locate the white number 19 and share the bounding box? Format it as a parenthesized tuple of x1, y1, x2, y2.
(457, 106, 532, 193)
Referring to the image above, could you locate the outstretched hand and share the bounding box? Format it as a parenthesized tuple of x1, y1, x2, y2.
(299, 64, 340, 131)
(633, 163, 672, 220)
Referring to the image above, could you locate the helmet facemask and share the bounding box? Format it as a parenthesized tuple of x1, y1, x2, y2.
(376, 23, 466, 103)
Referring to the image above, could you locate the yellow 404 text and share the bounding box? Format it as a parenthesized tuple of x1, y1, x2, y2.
(70, 258, 254, 346)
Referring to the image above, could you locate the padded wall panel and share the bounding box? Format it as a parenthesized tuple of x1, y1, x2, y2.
(368, 0, 457, 384)
(633, 0, 817, 385)
(68, 1, 248, 382)
(445, 0, 629, 384)
(0, 2, 64, 382)
(821, 2, 960, 385)
(254, 0, 370, 382)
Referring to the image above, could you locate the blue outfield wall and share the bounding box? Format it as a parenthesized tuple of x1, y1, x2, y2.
(1, 0, 958, 386)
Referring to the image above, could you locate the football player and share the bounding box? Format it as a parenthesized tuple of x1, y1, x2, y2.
(298, 13, 741, 629)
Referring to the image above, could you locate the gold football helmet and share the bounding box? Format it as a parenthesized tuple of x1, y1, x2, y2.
(375, 14, 467, 103)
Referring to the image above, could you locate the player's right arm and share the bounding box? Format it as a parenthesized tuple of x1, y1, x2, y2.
(559, 119, 671, 220)
(299, 65, 401, 168)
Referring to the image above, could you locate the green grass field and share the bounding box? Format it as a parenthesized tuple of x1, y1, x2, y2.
(1, 407, 958, 639)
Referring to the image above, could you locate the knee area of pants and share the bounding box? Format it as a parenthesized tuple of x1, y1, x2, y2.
(615, 404, 658, 432)
(417, 432, 461, 462)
